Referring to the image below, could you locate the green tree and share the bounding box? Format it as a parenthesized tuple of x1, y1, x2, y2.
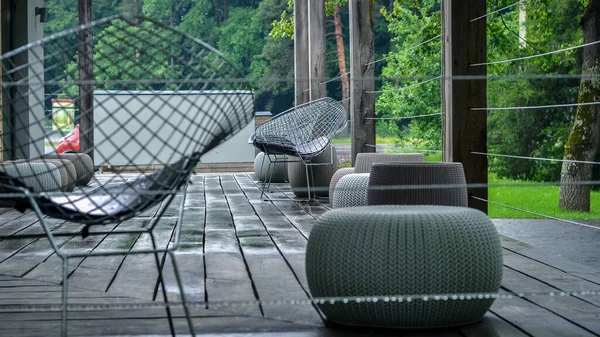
(559, 0, 600, 211)
(486, 0, 585, 182)
(376, 0, 441, 150)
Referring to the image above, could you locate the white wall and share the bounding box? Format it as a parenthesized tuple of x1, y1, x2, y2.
(93, 91, 255, 166)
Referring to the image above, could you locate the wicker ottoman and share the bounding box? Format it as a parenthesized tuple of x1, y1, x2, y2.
(42, 153, 94, 186)
(254, 152, 287, 183)
(288, 145, 337, 197)
(368, 162, 468, 207)
(306, 205, 503, 328)
(328, 153, 425, 202)
(331, 173, 370, 208)
(0, 161, 63, 192)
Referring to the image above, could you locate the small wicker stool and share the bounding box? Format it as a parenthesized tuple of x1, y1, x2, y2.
(306, 205, 503, 328)
(331, 173, 370, 208)
(288, 145, 337, 197)
(368, 162, 468, 207)
(329, 153, 425, 202)
(254, 152, 287, 183)
(42, 153, 94, 186)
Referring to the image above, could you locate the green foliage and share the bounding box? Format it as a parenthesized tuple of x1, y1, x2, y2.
(62, 21, 184, 96)
(270, 0, 294, 38)
(488, 173, 600, 219)
(376, 1, 441, 150)
(486, 0, 585, 182)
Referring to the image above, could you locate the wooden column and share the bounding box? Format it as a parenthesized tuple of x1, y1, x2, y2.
(308, 0, 326, 100)
(78, 0, 94, 161)
(442, 0, 488, 213)
(349, 0, 375, 165)
(294, 0, 310, 105)
(0, 0, 3, 162)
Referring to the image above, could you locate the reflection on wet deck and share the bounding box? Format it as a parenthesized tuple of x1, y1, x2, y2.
(1, 173, 600, 337)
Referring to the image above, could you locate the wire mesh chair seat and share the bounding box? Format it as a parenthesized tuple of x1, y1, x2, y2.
(0, 15, 254, 337)
(252, 97, 347, 200)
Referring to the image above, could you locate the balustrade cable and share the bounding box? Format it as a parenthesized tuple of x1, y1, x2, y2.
(471, 196, 600, 231)
(365, 76, 441, 94)
(471, 39, 600, 67)
(472, 151, 600, 165)
(363, 35, 441, 67)
(471, 100, 600, 111)
(364, 112, 442, 121)
(469, 0, 527, 23)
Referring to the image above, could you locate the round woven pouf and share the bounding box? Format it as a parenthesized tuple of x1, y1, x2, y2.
(254, 152, 287, 183)
(306, 205, 503, 328)
(354, 152, 425, 173)
(331, 173, 370, 208)
(368, 162, 468, 207)
(328, 167, 355, 201)
(288, 145, 337, 197)
(42, 153, 94, 186)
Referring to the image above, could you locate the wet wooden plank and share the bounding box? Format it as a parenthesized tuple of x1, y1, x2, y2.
(501, 236, 600, 283)
(500, 267, 600, 333)
(491, 290, 596, 337)
(502, 249, 600, 307)
(460, 312, 529, 337)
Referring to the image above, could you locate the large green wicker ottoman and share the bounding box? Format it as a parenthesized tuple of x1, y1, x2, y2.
(306, 205, 503, 328)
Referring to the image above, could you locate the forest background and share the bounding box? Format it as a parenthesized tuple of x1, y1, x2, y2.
(44, 0, 599, 198)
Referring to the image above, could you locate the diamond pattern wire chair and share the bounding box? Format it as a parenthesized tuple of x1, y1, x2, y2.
(251, 97, 347, 200)
(0, 15, 254, 337)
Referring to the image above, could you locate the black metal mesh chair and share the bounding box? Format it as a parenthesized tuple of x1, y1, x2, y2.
(0, 15, 254, 337)
(251, 97, 347, 200)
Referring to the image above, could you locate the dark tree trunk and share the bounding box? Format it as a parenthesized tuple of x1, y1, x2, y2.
(559, 0, 600, 211)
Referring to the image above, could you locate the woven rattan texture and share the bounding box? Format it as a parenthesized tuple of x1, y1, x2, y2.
(288, 145, 337, 197)
(354, 153, 425, 173)
(328, 167, 354, 201)
(367, 162, 468, 207)
(42, 153, 93, 187)
(0, 162, 62, 192)
(331, 173, 370, 208)
(34, 159, 76, 192)
(254, 152, 287, 183)
(306, 205, 503, 328)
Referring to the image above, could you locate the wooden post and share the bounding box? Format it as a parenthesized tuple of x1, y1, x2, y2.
(294, 0, 310, 105)
(0, 0, 3, 162)
(308, 0, 326, 100)
(349, 0, 375, 165)
(442, 0, 488, 213)
(78, 0, 94, 162)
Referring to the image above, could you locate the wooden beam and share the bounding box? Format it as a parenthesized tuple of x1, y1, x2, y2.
(308, 0, 326, 100)
(349, 0, 375, 165)
(442, 0, 488, 213)
(294, 0, 309, 105)
(78, 0, 94, 162)
(0, 0, 3, 162)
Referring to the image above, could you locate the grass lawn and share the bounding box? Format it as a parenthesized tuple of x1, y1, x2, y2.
(333, 139, 598, 220)
(332, 136, 398, 145)
(488, 173, 600, 220)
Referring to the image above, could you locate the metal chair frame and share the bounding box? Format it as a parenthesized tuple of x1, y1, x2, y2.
(0, 15, 255, 337)
(252, 98, 347, 202)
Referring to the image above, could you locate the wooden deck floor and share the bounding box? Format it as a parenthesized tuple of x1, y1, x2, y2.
(1, 173, 600, 337)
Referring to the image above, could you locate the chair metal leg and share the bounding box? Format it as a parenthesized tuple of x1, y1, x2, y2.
(304, 162, 312, 202)
(258, 154, 273, 199)
(150, 232, 176, 337)
(23, 192, 71, 337)
(169, 251, 196, 337)
(61, 257, 69, 337)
